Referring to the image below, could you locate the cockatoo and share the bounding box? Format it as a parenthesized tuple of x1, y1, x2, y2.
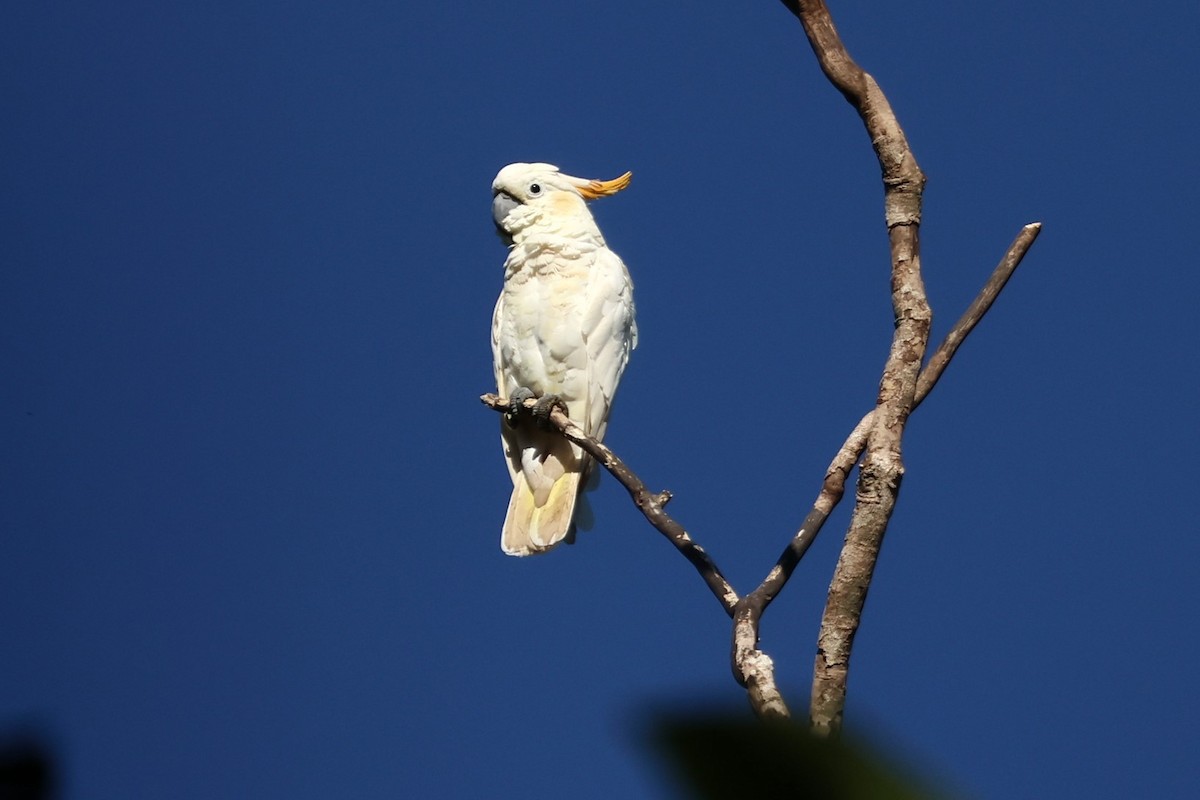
(490, 162, 638, 556)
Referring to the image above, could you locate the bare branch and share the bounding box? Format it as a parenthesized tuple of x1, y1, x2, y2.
(481, 394, 797, 718)
(808, 226, 1042, 734)
(732, 222, 1042, 668)
(781, 0, 924, 229)
(732, 616, 790, 719)
(915, 223, 1043, 406)
(730, 418, 870, 704)
(775, 0, 934, 736)
(480, 394, 740, 614)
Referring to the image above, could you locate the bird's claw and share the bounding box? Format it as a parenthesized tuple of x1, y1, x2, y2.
(505, 387, 535, 428)
(508, 387, 535, 416)
(532, 394, 567, 429)
(504, 388, 567, 430)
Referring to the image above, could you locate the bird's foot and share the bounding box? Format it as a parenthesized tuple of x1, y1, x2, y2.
(508, 387, 535, 416)
(505, 388, 567, 430)
(505, 387, 536, 428)
(532, 394, 567, 430)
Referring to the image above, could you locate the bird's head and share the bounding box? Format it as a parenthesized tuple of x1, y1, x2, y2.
(491, 162, 632, 245)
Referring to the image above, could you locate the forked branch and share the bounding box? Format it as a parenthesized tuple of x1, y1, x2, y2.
(777, 0, 934, 735)
(733, 224, 1041, 732)
(737, 223, 1043, 630)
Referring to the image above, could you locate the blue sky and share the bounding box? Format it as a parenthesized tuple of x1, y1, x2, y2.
(2, 1, 1197, 797)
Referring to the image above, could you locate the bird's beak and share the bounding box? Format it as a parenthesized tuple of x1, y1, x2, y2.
(572, 171, 632, 199)
(493, 190, 519, 230)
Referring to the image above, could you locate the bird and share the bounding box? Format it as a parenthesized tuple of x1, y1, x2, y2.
(490, 162, 638, 556)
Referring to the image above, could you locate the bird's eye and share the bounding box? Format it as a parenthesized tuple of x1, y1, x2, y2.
(529, 183, 541, 195)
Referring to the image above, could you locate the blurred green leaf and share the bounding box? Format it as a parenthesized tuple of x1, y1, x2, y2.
(649, 713, 948, 800)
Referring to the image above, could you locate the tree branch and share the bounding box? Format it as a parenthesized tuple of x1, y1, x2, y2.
(730, 222, 1042, 693)
(481, 395, 798, 718)
(781, 2, 1046, 734)
(480, 395, 740, 615)
(806, 233, 1045, 733)
(915, 223, 1042, 406)
(776, 0, 934, 736)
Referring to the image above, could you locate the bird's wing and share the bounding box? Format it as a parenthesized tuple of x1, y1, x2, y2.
(491, 290, 522, 485)
(581, 247, 637, 441)
(491, 290, 506, 398)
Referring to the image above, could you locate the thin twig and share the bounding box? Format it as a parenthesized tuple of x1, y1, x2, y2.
(480, 394, 740, 614)
(915, 223, 1042, 406)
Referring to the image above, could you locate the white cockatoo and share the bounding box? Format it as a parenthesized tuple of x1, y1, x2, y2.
(490, 162, 638, 556)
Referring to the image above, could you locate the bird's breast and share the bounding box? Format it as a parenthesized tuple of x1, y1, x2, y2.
(497, 247, 599, 403)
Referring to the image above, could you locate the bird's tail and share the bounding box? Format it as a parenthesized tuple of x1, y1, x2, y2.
(501, 470, 583, 556)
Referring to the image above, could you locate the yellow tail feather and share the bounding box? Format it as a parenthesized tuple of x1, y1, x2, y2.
(501, 471, 582, 556)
